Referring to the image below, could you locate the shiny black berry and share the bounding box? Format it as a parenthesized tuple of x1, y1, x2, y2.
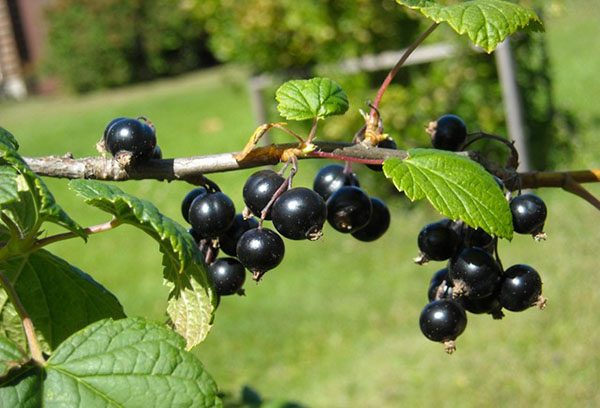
(152, 145, 163, 159)
(218, 214, 259, 257)
(271, 187, 327, 240)
(499, 264, 543, 312)
(351, 197, 391, 242)
(313, 164, 360, 201)
(243, 170, 286, 219)
(105, 118, 157, 162)
(449, 247, 501, 299)
(181, 187, 208, 223)
(103, 117, 127, 140)
(464, 227, 495, 251)
(460, 293, 503, 318)
(430, 114, 467, 151)
(419, 299, 467, 351)
(326, 186, 372, 233)
(236, 228, 285, 280)
(209, 258, 246, 296)
(510, 194, 547, 235)
(417, 220, 461, 261)
(427, 268, 453, 301)
(366, 138, 397, 171)
(189, 192, 236, 239)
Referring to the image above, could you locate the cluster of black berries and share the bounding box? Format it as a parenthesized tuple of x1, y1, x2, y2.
(102, 117, 162, 163)
(417, 193, 548, 353)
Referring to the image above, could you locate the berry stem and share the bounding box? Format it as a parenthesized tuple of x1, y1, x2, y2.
(32, 218, 122, 249)
(462, 131, 520, 170)
(258, 158, 297, 227)
(306, 117, 319, 145)
(0, 272, 46, 366)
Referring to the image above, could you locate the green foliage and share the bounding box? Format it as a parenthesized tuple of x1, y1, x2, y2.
(44, 0, 212, 93)
(396, 0, 543, 52)
(275, 78, 349, 121)
(0, 318, 222, 407)
(383, 149, 513, 238)
(69, 180, 217, 349)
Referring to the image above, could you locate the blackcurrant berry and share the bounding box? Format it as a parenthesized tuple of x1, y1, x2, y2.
(189, 192, 236, 239)
(218, 214, 259, 257)
(271, 187, 327, 240)
(417, 220, 461, 262)
(427, 268, 453, 301)
(464, 226, 495, 251)
(236, 228, 285, 280)
(243, 170, 286, 219)
(351, 197, 391, 242)
(430, 114, 467, 151)
(152, 145, 162, 159)
(499, 264, 543, 312)
(449, 247, 501, 299)
(326, 186, 372, 233)
(181, 187, 208, 223)
(459, 293, 503, 318)
(105, 118, 157, 162)
(103, 117, 127, 141)
(209, 258, 246, 296)
(313, 164, 360, 201)
(366, 138, 397, 171)
(419, 299, 467, 352)
(510, 194, 547, 235)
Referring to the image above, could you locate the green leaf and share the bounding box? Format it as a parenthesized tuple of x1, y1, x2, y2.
(0, 336, 42, 408)
(1, 318, 222, 408)
(276, 77, 349, 120)
(69, 179, 216, 349)
(383, 148, 513, 239)
(0, 127, 19, 152)
(0, 249, 125, 352)
(396, 0, 543, 53)
(0, 166, 19, 206)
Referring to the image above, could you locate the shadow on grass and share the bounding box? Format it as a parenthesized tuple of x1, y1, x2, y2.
(220, 385, 307, 408)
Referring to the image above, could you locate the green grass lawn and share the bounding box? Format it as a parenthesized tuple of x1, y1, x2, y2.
(1, 3, 600, 406)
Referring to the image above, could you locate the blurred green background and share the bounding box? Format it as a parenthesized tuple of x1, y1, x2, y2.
(1, 0, 600, 407)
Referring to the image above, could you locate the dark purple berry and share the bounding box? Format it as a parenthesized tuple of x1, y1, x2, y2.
(271, 187, 327, 240)
(152, 145, 162, 159)
(218, 214, 259, 257)
(464, 227, 495, 251)
(326, 186, 372, 233)
(351, 197, 391, 242)
(499, 264, 543, 312)
(460, 293, 502, 317)
(419, 299, 467, 344)
(418, 220, 461, 261)
(428, 268, 453, 301)
(189, 192, 236, 239)
(236, 228, 285, 280)
(367, 138, 397, 171)
(209, 258, 246, 296)
(449, 247, 502, 299)
(430, 114, 467, 151)
(313, 164, 360, 201)
(103, 117, 127, 141)
(105, 118, 157, 162)
(510, 194, 547, 235)
(181, 187, 208, 223)
(243, 170, 286, 219)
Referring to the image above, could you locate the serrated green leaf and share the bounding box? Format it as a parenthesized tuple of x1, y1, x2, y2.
(383, 148, 513, 239)
(43, 318, 222, 408)
(276, 77, 349, 120)
(0, 336, 42, 408)
(396, 0, 543, 53)
(0, 127, 19, 152)
(0, 166, 19, 206)
(0, 249, 125, 352)
(69, 179, 216, 349)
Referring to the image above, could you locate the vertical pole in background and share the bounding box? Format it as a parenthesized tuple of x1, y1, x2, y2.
(0, 0, 27, 100)
(495, 38, 531, 171)
(249, 74, 271, 145)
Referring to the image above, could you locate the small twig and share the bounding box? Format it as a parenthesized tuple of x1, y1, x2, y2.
(33, 218, 121, 249)
(561, 176, 600, 210)
(258, 158, 297, 227)
(462, 131, 520, 170)
(306, 117, 319, 145)
(0, 272, 46, 366)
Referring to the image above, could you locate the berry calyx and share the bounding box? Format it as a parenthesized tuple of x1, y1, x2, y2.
(429, 114, 467, 151)
(510, 193, 547, 236)
(236, 228, 285, 281)
(188, 191, 236, 239)
(104, 117, 157, 162)
(243, 170, 286, 219)
(366, 138, 397, 171)
(313, 164, 360, 201)
(449, 247, 501, 299)
(326, 186, 372, 233)
(417, 219, 461, 262)
(209, 258, 246, 296)
(419, 299, 467, 353)
(351, 197, 391, 242)
(427, 268, 453, 301)
(499, 264, 545, 312)
(271, 187, 327, 240)
(218, 214, 259, 257)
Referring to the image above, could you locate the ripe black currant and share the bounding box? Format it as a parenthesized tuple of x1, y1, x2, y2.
(499, 264, 544, 312)
(427, 268, 453, 301)
(181, 187, 208, 223)
(449, 247, 502, 299)
(417, 219, 461, 262)
(459, 293, 503, 319)
(430, 114, 467, 151)
(366, 138, 397, 171)
(326, 186, 372, 233)
(103, 117, 127, 141)
(243, 170, 286, 219)
(236, 228, 285, 280)
(313, 164, 360, 201)
(351, 197, 391, 242)
(188, 192, 236, 239)
(152, 145, 162, 159)
(271, 187, 327, 240)
(419, 299, 467, 353)
(464, 226, 495, 251)
(209, 258, 246, 296)
(510, 194, 547, 235)
(218, 214, 259, 257)
(104, 117, 157, 162)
